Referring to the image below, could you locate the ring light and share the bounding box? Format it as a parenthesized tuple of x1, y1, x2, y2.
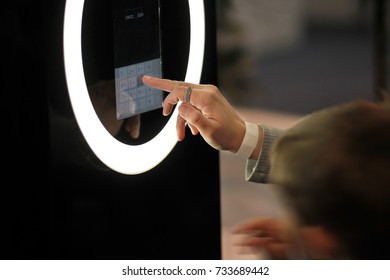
(63, 0, 205, 174)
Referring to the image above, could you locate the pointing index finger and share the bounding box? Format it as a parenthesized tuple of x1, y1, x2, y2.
(142, 75, 175, 92)
(142, 75, 200, 92)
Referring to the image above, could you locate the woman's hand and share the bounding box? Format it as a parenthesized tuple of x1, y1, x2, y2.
(142, 75, 246, 153)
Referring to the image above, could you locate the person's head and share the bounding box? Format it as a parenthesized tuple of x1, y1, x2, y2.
(269, 98, 390, 259)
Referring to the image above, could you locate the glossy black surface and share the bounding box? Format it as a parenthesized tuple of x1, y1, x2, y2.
(3, 0, 220, 260)
(82, 0, 168, 144)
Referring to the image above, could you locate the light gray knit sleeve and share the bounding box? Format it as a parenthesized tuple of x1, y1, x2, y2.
(245, 124, 283, 183)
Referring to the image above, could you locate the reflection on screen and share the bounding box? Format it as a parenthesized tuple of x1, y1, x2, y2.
(113, 0, 163, 120)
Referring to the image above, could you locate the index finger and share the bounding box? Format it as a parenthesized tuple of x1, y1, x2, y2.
(142, 75, 200, 92)
(142, 75, 176, 92)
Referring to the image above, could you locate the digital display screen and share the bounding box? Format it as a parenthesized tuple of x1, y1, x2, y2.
(113, 0, 163, 120)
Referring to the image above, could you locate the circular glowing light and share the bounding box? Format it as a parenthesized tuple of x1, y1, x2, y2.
(63, 0, 205, 174)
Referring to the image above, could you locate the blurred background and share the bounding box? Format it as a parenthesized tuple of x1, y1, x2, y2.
(216, 0, 390, 259)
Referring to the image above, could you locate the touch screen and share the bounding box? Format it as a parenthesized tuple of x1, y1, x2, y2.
(113, 0, 163, 120)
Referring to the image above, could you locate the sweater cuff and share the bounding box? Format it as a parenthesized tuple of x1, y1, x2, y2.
(245, 124, 283, 183)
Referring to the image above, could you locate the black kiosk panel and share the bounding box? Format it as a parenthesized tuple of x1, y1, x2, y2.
(3, 0, 220, 260)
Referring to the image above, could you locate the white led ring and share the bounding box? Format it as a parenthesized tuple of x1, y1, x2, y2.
(63, 0, 205, 174)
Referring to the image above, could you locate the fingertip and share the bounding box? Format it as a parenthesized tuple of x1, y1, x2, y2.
(130, 131, 140, 139)
(177, 132, 185, 142)
(162, 109, 170, 116)
(142, 75, 151, 81)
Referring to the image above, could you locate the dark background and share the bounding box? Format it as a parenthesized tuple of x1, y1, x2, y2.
(3, 0, 221, 260)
